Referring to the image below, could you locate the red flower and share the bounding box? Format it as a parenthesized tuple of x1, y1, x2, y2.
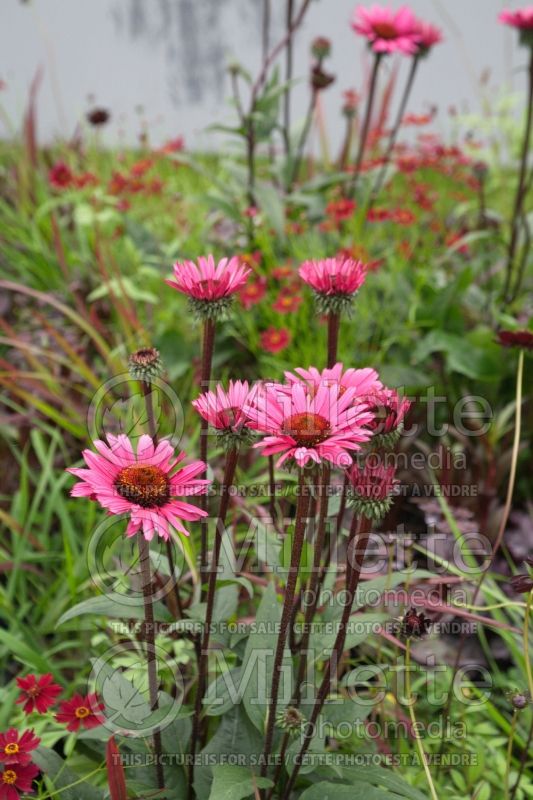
(74, 172, 98, 189)
(0, 730, 40, 766)
(0, 763, 39, 799)
(55, 693, 105, 732)
(272, 293, 302, 314)
(159, 136, 185, 154)
(325, 197, 356, 224)
(272, 264, 294, 281)
(239, 279, 266, 309)
(48, 161, 73, 190)
(496, 330, 533, 351)
(260, 327, 291, 354)
(130, 159, 153, 177)
(16, 674, 62, 715)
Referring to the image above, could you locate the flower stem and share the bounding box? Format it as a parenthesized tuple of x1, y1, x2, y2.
(510, 714, 533, 800)
(282, 513, 371, 798)
(137, 532, 165, 790)
(268, 455, 277, 525)
(503, 49, 533, 304)
(505, 709, 519, 800)
(188, 446, 239, 797)
(348, 52, 382, 196)
(370, 55, 419, 205)
(199, 318, 216, 602)
(524, 589, 533, 702)
(260, 469, 310, 781)
(404, 639, 439, 800)
(288, 89, 317, 191)
(326, 312, 340, 368)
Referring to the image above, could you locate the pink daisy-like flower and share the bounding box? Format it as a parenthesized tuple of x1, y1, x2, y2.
(245, 381, 374, 468)
(351, 5, 421, 55)
(166, 255, 251, 319)
(0, 763, 39, 799)
(16, 674, 62, 715)
(68, 434, 209, 540)
(0, 730, 40, 767)
(414, 20, 443, 54)
(299, 257, 367, 315)
(347, 458, 399, 520)
(364, 387, 411, 446)
(193, 381, 257, 448)
(55, 693, 105, 732)
(285, 362, 382, 399)
(499, 8, 533, 29)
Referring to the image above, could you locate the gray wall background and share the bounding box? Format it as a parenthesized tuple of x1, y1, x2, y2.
(0, 0, 529, 150)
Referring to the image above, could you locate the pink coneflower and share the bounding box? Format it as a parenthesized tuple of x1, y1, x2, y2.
(299, 257, 367, 315)
(285, 362, 382, 400)
(55, 693, 105, 732)
(260, 327, 291, 354)
(166, 255, 251, 319)
(499, 8, 533, 30)
(193, 381, 256, 449)
(414, 20, 443, 55)
(67, 434, 209, 540)
(0, 730, 40, 767)
(48, 161, 73, 190)
(16, 674, 62, 715)
(246, 381, 374, 468)
(351, 5, 421, 55)
(0, 763, 39, 799)
(364, 387, 411, 446)
(347, 459, 398, 519)
(272, 293, 303, 314)
(239, 278, 266, 310)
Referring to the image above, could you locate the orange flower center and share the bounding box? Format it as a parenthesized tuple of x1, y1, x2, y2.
(373, 21, 398, 39)
(115, 465, 170, 508)
(283, 412, 331, 447)
(4, 744, 19, 755)
(2, 770, 17, 785)
(27, 686, 39, 697)
(75, 706, 90, 719)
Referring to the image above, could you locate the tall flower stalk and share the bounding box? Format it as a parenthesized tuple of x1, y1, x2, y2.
(348, 52, 382, 194)
(404, 639, 439, 800)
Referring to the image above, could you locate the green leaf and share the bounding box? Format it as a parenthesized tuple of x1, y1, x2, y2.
(208, 765, 272, 800)
(33, 747, 105, 800)
(298, 781, 390, 800)
(56, 595, 172, 626)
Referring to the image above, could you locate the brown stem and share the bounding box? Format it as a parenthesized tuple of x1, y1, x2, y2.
(282, 514, 372, 798)
(260, 470, 310, 780)
(348, 53, 383, 196)
(138, 532, 165, 790)
(503, 49, 533, 303)
(189, 447, 239, 796)
(262, 0, 271, 62)
(268, 455, 277, 524)
(283, 0, 294, 157)
(327, 312, 340, 368)
(199, 318, 216, 601)
(288, 89, 317, 191)
(370, 55, 419, 205)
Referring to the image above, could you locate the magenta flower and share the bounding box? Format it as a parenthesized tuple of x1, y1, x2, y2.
(285, 362, 382, 398)
(0, 730, 40, 767)
(499, 8, 533, 30)
(299, 257, 367, 314)
(245, 381, 373, 468)
(0, 763, 39, 799)
(347, 458, 399, 520)
(16, 674, 62, 715)
(351, 5, 421, 55)
(166, 255, 251, 318)
(364, 387, 411, 446)
(193, 380, 257, 449)
(414, 20, 443, 54)
(68, 434, 209, 540)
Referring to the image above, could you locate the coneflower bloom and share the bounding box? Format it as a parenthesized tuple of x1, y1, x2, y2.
(299, 257, 367, 315)
(347, 459, 398, 520)
(55, 693, 105, 732)
(414, 20, 443, 55)
(68, 434, 209, 540)
(246, 381, 374, 468)
(351, 5, 421, 55)
(364, 387, 411, 447)
(285, 362, 382, 398)
(0, 730, 40, 767)
(16, 674, 62, 715)
(193, 380, 256, 449)
(166, 255, 251, 319)
(499, 8, 533, 32)
(0, 763, 39, 799)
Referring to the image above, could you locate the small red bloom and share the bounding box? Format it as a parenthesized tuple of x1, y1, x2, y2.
(272, 264, 294, 281)
(48, 161, 73, 190)
(74, 172, 98, 189)
(130, 158, 153, 177)
(272, 293, 302, 314)
(159, 136, 185, 154)
(326, 197, 356, 224)
(0, 763, 39, 799)
(239, 279, 267, 310)
(16, 674, 62, 715)
(0, 730, 40, 767)
(55, 693, 105, 732)
(496, 329, 533, 351)
(260, 327, 291, 354)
